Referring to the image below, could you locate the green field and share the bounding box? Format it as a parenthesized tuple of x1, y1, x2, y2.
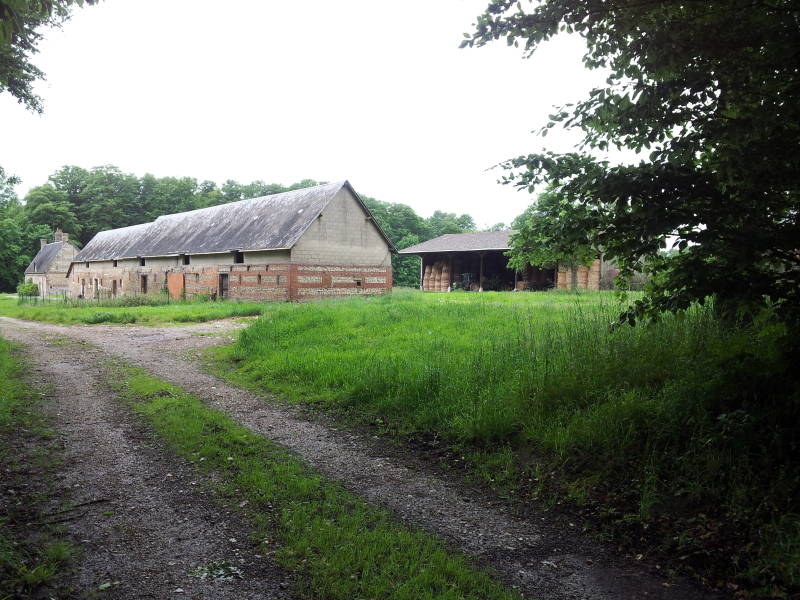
(2, 287, 797, 594)
(0, 294, 265, 325)
(215, 289, 799, 595)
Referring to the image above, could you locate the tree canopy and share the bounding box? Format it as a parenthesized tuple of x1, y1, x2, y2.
(464, 0, 800, 323)
(507, 188, 595, 272)
(0, 0, 96, 112)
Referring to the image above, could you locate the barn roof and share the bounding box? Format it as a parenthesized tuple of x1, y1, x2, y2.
(73, 180, 394, 262)
(398, 230, 515, 254)
(25, 241, 69, 274)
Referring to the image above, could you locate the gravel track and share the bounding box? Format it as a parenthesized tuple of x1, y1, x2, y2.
(0, 316, 719, 600)
(0, 319, 290, 599)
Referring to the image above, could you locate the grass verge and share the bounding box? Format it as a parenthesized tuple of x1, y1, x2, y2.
(0, 337, 76, 598)
(0, 294, 265, 325)
(211, 288, 800, 597)
(110, 363, 519, 600)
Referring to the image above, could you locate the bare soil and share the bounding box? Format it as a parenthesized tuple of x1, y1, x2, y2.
(0, 316, 721, 600)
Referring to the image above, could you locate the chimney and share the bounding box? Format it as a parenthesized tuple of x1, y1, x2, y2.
(54, 228, 68, 242)
(40, 238, 48, 249)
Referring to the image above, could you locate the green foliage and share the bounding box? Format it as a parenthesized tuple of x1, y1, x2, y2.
(0, 0, 96, 112)
(114, 366, 519, 600)
(507, 188, 597, 272)
(464, 0, 800, 324)
(218, 290, 800, 594)
(16, 280, 37, 296)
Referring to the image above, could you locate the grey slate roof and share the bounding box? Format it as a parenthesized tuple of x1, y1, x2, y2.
(25, 241, 68, 274)
(74, 180, 393, 262)
(398, 230, 516, 254)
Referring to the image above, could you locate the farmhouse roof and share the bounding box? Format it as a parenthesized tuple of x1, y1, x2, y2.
(398, 230, 516, 254)
(25, 241, 69, 274)
(73, 180, 394, 262)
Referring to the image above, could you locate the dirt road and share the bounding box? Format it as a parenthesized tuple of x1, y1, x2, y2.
(0, 316, 718, 599)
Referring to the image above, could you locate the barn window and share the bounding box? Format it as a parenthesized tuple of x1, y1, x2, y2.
(195, 273, 200, 282)
(85, 262, 89, 269)
(355, 278, 363, 287)
(257, 274, 262, 284)
(113, 260, 118, 267)
(139, 257, 146, 266)
(233, 251, 244, 264)
(182, 254, 190, 265)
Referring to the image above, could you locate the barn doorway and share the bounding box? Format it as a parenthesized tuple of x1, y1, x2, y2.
(218, 273, 229, 299)
(140, 274, 148, 294)
(112, 280, 117, 297)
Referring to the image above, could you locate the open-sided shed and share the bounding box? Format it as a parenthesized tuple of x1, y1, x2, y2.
(399, 231, 601, 291)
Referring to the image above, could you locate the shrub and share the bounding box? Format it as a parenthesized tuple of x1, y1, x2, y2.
(16, 282, 38, 297)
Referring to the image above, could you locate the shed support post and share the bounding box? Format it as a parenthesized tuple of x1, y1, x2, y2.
(419, 255, 424, 290)
(447, 254, 453, 292)
(479, 252, 484, 292)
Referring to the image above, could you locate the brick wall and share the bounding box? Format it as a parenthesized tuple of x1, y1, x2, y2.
(68, 262, 392, 302)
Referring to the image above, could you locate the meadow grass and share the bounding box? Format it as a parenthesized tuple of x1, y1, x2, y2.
(0, 337, 76, 597)
(216, 288, 799, 595)
(112, 364, 518, 600)
(0, 294, 265, 325)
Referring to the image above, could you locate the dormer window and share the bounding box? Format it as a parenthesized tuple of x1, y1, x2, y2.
(139, 257, 146, 266)
(233, 251, 244, 264)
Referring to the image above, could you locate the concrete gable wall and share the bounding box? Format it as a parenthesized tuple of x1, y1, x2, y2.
(48, 243, 79, 274)
(290, 187, 390, 266)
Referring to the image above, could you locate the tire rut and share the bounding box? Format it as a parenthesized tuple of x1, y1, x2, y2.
(0, 319, 291, 599)
(0, 316, 720, 600)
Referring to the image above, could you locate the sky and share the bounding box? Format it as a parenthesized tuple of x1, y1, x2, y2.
(0, 0, 610, 229)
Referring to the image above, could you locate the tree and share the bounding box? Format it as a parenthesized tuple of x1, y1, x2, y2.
(507, 188, 596, 273)
(464, 1, 800, 323)
(427, 210, 476, 237)
(28, 201, 81, 236)
(1, 0, 96, 112)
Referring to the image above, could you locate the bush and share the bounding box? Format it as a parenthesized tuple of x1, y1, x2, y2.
(16, 282, 38, 297)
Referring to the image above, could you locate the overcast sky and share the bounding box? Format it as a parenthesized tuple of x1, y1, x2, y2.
(1, 0, 609, 228)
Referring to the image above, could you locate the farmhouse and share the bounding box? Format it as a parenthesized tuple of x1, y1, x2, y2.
(67, 181, 395, 301)
(24, 229, 80, 297)
(399, 230, 603, 291)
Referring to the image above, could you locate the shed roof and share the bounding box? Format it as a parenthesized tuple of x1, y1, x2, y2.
(73, 180, 394, 262)
(398, 230, 515, 254)
(25, 241, 70, 274)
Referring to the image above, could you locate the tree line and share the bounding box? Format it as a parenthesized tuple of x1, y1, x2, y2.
(0, 164, 482, 292)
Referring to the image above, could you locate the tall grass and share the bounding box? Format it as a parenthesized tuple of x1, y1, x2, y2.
(222, 289, 800, 594)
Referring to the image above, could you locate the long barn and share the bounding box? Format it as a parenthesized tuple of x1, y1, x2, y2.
(67, 181, 395, 301)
